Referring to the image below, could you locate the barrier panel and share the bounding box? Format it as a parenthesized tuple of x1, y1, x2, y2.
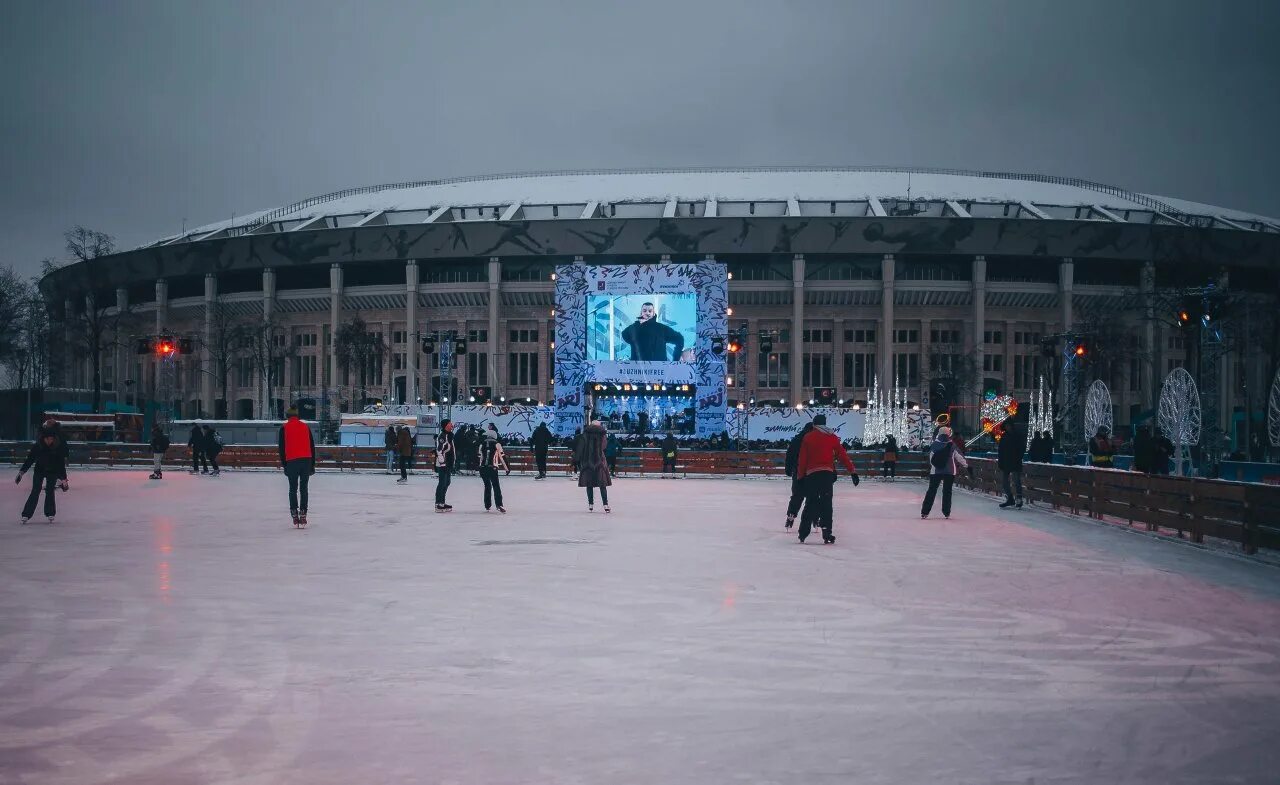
(956, 457, 1280, 554)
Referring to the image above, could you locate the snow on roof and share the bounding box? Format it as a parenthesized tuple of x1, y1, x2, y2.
(166, 168, 1280, 242)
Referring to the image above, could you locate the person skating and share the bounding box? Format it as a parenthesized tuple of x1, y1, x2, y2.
(188, 423, 208, 474)
(277, 407, 316, 527)
(782, 422, 814, 529)
(576, 421, 612, 512)
(202, 424, 223, 476)
(921, 426, 969, 519)
(793, 414, 859, 544)
(478, 424, 508, 513)
(395, 424, 414, 484)
(384, 425, 397, 474)
(997, 425, 1024, 509)
(16, 426, 70, 524)
(148, 424, 170, 479)
(530, 422, 552, 479)
(434, 419, 455, 512)
(660, 432, 679, 477)
(882, 434, 898, 481)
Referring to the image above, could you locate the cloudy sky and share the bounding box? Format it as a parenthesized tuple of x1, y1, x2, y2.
(3, 0, 1278, 279)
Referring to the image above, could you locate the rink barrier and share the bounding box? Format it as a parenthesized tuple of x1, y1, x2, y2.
(955, 457, 1280, 554)
(0, 441, 929, 478)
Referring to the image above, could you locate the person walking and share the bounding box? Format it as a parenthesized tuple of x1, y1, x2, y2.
(531, 422, 552, 479)
(277, 407, 315, 527)
(1088, 426, 1116, 468)
(882, 434, 899, 481)
(576, 421, 612, 512)
(997, 425, 1024, 509)
(782, 422, 814, 529)
(921, 426, 969, 519)
(16, 426, 70, 524)
(793, 414, 859, 544)
(202, 424, 223, 476)
(384, 424, 398, 474)
(148, 424, 170, 479)
(395, 424, 414, 484)
(660, 432, 679, 478)
(187, 422, 208, 474)
(605, 431, 621, 476)
(434, 419, 455, 512)
(478, 424, 508, 513)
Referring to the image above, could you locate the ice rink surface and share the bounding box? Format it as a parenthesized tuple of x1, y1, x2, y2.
(2, 468, 1279, 785)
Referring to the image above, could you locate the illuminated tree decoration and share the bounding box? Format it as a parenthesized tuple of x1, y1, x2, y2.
(1084, 380, 1113, 438)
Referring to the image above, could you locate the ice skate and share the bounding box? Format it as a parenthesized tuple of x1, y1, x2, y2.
(210, 469, 220, 476)
(20, 516, 29, 525)
(291, 511, 301, 528)
(497, 506, 506, 514)
(588, 504, 594, 512)
(396, 477, 408, 484)
(1016, 499, 1024, 509)
(921, 513, 929, 519)
(148, 472, 160, 480)
(999, 499, 1014, 508)
(46, 516, 55, 524)
(297, 511, 308, 527)
(603, 505, 611, 513)
(822, 529, 835, 545)
(784, 514, 795, 530)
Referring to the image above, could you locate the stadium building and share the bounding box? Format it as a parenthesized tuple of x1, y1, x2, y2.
(39, 167, 1280, 446)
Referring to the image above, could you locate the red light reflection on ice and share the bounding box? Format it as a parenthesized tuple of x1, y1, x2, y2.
(153, 517, 174, 603)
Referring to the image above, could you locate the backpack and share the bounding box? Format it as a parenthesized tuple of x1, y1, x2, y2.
(214, 432, 224, 447)
(930, 442, 952, 470)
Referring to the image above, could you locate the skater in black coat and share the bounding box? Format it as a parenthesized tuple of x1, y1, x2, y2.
(576, 422, 612, 512)
(149, 425, 170, 479)
(188, 424, 208, 473)
(16, 427, 70, 523)
(434, 420, 456, 511)
(202, 425, 223, 475)
(997, 426, 1024, 508)
(530, 422, 552, 479)
(782, 423, 814, 529)
(660, 432, 679, 477)
(477, 425, 508, 512)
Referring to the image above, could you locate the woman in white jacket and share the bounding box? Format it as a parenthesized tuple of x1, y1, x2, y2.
(921, 427, 968, 519)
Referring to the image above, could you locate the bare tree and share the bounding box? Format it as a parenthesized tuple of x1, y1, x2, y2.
(203, 298, 253, 419)
(242, 309, 296, 419)
(334, 316, 387, 411)
(0, 265, 26, 374)
(61, 227, 137, 412)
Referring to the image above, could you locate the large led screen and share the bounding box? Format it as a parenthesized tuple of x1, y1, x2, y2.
(586, 293, 697, 363)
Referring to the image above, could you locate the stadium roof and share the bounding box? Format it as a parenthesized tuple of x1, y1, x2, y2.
(148, 167, 1279, 248)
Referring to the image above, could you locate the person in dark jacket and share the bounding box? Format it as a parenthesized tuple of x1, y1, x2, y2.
(660, 432, 679, 477)
(17, 427, 70, 523)
(1088, 426, 1115, 468)
(384, 425, 398, 474)
(997, 425, 1025, 508)
(882, 434, 899, 481)
(531, 422, 552, 479)
(202, 425, 222, 476)
(277, 407, 315, 526)
(605, 432, 621, 476)
(576, 421, 612, 511)
(922, 427, 969, 519)
(148, 424, 170, 479)
(1028, 431, 1053, 463)
(188, 423, 208, 474)
(1151, 432, 1174, 475)
(434, 420, 455, 511)
(794, 414, 859, 544)
(478, 424, 508, 513)
(395, 425, 414, 483)
(620, 302, 685, 361)
(783, 422, 814, 529)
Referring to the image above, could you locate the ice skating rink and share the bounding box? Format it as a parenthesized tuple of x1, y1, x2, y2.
(2, 469, 1279, 784)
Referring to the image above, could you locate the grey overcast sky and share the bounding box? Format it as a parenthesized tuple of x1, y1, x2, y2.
(3, 0, 1278, 279)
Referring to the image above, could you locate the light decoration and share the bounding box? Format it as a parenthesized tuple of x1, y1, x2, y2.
(1025, 375, 1054, 451)
(967, 392, 1017, 447)
(863, 376, 921, 447)
(1159, 367, 1201, 476)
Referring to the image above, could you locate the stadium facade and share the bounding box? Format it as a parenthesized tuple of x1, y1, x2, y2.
(39, 167, 1280, 444)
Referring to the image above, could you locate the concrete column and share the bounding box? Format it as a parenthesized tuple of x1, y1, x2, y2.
(746, 317, 759, 399)
(919, 317, 932, 403)
(831, 318, 845, 399)
(1218, 269, 1232, 444)
(973, 256, 987, 397)
(154, 280, 168, 399)
(538, 318, 552, 405)
(791, 255, 805, 405)
(405, 260, 419, 403)
(329, 263, 342, 394)
(115, 287, 128, 399)
(456, 318, 468, 403)
(1140, 261, 1156, 411)
(62, 298, 75, 388)
(880, 254, 895, 391)
(1003, 319, 1014, 394)
(261, 268, 275, 417)
(202, 274, 216, 417)
(1058, 258, 1074, 333)
(488, 258, 502, 399)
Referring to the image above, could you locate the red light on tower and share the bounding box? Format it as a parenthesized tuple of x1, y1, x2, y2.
(1073, 343, 1086, 357)
(157, 340, 174, 357)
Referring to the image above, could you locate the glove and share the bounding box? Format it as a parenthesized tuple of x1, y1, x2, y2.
(850, 473, 860, 486)
(14, 471, 23, 484)
(58, 479, 69, 491)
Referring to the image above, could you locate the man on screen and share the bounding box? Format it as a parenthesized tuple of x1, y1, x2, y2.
(621, 302, 685, 361)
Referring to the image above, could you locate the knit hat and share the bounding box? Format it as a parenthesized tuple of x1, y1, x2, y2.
(812, 414, 827, 426)
(286, 406, 299, 417)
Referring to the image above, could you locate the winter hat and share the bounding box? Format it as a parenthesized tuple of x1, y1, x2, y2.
(286, 406, 299, 417)
(812, 414, 828, 426)
(936, 426, 952, 439)
(40, 426, 56, 438)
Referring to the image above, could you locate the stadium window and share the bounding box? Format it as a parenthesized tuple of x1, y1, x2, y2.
(508, 352, 539, 386)
(983, 354, 1004, 373)
(983, 330, 1004, 345)
(802, 329, 832, 343)
(468, 329, 489, 344)
(843, 352, 876, 388)
(893, 353, 920, 387)
(802, 353, 833, 387)
(467, 353, 489, 386)
(844, 328, 876, 344)
(756, 352, 790, 388)
(893, 329, 919, 344)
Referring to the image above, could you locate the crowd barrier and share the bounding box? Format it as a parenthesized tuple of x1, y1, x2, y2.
(955, 457, 1280, 555)
(0, 441, 929, 478)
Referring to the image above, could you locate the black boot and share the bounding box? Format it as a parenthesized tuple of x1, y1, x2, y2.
(822, 528, 835, 544)
(999, 498, 1014, 508)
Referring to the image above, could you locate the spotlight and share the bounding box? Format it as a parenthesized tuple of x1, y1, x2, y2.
(838, 399, 845, 405)
(469, 396, 476, 402)
(500, 396, 506, 402)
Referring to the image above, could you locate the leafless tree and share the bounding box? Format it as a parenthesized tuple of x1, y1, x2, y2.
(61, 227, 137, 412)
(334, 316, 387, 411)
(242, 308, 296, 419)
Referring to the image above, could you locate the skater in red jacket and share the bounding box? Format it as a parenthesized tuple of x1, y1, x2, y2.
(793, 414, 860, 544)
(277, 408, 315, 527)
